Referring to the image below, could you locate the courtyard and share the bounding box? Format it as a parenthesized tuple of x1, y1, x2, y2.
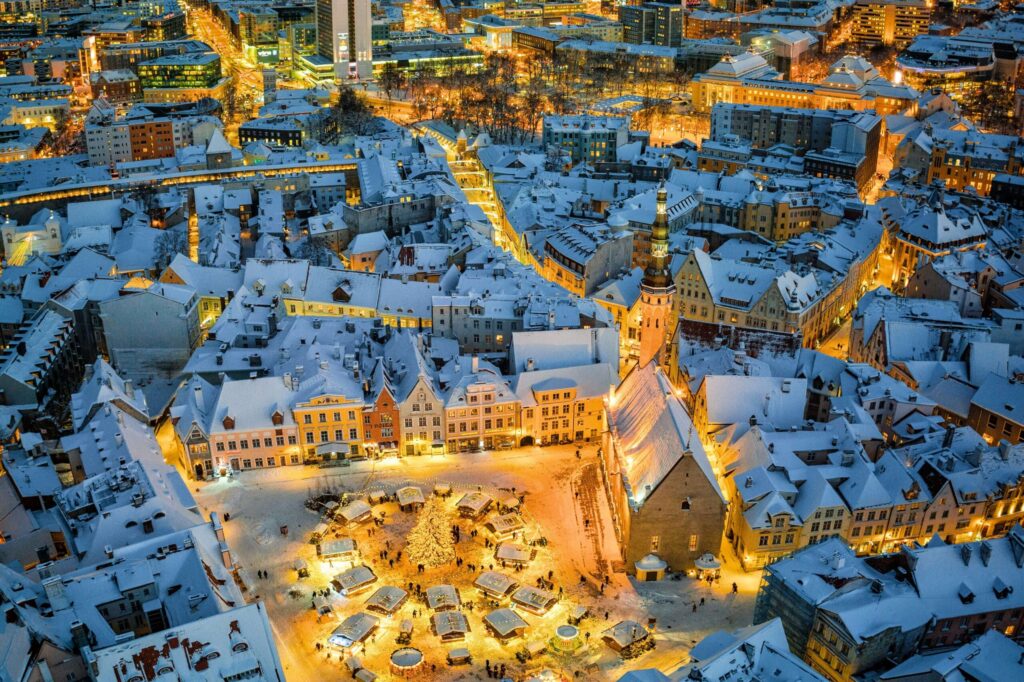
(185, 445, 760, 680)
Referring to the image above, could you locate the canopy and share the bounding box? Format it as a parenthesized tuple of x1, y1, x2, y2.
(694, 553, 721, 570)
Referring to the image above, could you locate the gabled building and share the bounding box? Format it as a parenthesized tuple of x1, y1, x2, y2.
(602, 362, 726, 573)
(70, 358, 149, 430)
(386, 331, 446, 456)
(514, 363, 614, 446)
(441, 355, 521, 452)
(881, 196, 988, 291)
(754, 530, 1024, 681)
(674, 618, 828, 682)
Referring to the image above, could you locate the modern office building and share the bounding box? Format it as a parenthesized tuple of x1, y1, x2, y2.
(137, 52, 229, 103)
(316, 0, 372, 80)
(851, 0, 931, 48)
(620, 2, 683, 47)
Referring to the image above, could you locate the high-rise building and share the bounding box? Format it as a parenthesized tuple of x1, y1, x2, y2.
(638, 183, 675, 367)
(619, 2, 683, 47)
(316, 0, 372, 80)
(852, 0, 931, 48)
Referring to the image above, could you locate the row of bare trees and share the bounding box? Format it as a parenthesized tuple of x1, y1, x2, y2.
(373, 48, 690, 143)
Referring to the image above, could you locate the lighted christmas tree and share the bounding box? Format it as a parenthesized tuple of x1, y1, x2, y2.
(406, 496, 457, 569)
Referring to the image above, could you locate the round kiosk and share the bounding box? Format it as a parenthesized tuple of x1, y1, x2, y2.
(634, 554, 667, 581)
(390, 647, 424, 677)
(551, 624, 583, 652)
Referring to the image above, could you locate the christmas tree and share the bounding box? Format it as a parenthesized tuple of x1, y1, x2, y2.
(407, 496, 457, 569)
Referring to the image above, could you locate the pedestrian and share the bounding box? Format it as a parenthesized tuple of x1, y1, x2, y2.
(692, 603, 697, 613)
(600, 584, 605, 594)
(584, 519, 590, 529)
(700, 597, 705, 606)
(397, 551, 402, 561)
(732, 582, 738, 594)
(389, 559, 394, 568)
(604, 611, 609, 620)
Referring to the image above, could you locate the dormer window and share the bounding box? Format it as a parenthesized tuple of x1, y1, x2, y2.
(223, 416, 235, 430)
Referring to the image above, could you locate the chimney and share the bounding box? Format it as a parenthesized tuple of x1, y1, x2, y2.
(123, 379, 134, 398)
(526, 358, 535, 372)
(999, 439, 1012, 461)
(211, 512, 225, 543)
(221, 546, 234, 571)
(42, 575, 71, 612)
(70, 621, 91, 652)
(471, 355, 479, 373)
(942, 426, 956, 449)
(192, 382, 202, 404)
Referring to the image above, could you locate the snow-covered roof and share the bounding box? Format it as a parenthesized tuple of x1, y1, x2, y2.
(88, 602, 283, 682)
(879, 630, 1024, 681)
(509, 327, 618, 373)
(603, 620, 649, 648)
(474, 571, 517, 597)
(329, 612, 379, 648)
(700, 375, 806, 432)
(432, 610, 470, 637)
(364, 585, 408, 613)
(483, 607, 528, 637)
(611, 363, 723, 510)
(679, 619, 826, 682)
(426, 585, 461, 611)
(70, 358, 149, 430)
